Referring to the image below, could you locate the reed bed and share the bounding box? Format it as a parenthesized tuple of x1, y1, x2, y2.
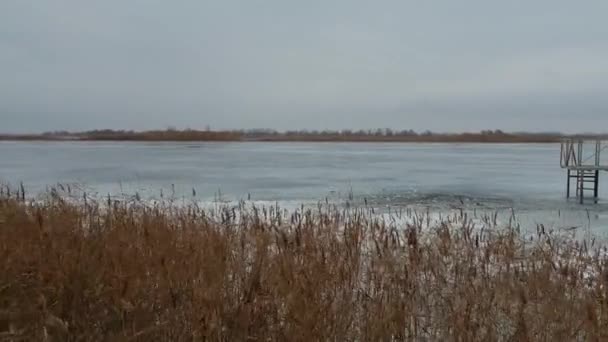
(1, 188, 608, 341)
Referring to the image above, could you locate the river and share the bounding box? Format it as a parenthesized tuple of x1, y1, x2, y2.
(2, 141, 607, 234)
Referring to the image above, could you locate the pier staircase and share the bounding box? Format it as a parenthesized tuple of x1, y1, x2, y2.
(560, 139, 608, 203)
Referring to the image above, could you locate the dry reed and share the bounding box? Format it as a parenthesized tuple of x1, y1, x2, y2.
(1, 188, 608, 341)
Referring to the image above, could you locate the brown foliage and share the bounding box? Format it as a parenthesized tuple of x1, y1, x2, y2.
(0, 129, 580, 143)
(1, 190, 608, 340)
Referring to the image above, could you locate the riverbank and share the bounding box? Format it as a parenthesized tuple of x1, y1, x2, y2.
(1, 189, 607, 340)
(2, 129, 601, 143)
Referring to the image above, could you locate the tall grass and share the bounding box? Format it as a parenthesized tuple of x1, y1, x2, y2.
(1, 189, 608, 340)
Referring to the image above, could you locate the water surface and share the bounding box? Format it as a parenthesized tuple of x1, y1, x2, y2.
(1, 141, 607, 233)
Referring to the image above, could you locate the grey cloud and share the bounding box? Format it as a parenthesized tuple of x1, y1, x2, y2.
(1, 0, 607, 133)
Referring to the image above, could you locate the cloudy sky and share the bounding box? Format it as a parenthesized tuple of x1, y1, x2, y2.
(2, 1, 607, 133)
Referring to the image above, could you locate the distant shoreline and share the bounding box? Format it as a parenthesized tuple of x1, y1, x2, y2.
(0, 129, 604, 143)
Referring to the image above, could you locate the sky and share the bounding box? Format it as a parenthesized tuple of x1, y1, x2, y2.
(1, 1, 608, 133)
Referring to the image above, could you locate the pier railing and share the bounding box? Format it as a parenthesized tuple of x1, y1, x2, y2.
(560, 139, 608, 170)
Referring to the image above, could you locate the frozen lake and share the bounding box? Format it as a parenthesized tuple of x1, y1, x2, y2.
(2, 141, 607, 233)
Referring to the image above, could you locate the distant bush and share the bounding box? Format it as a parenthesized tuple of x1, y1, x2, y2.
(0, 129, 574, 142)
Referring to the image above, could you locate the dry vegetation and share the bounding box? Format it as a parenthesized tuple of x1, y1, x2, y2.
(0, 129, 580, 143)
(2, 188, 608, 341)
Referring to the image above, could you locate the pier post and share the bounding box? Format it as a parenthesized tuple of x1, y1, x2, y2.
(579, 171, 584, 204)
(595, 170, 600, 199)
(566, 169, 571, 197)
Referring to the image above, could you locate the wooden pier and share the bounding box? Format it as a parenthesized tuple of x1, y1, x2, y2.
(560, 139, 608, 203)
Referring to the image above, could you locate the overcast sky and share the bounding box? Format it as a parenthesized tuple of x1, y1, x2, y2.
(1, 1, 607, 133)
